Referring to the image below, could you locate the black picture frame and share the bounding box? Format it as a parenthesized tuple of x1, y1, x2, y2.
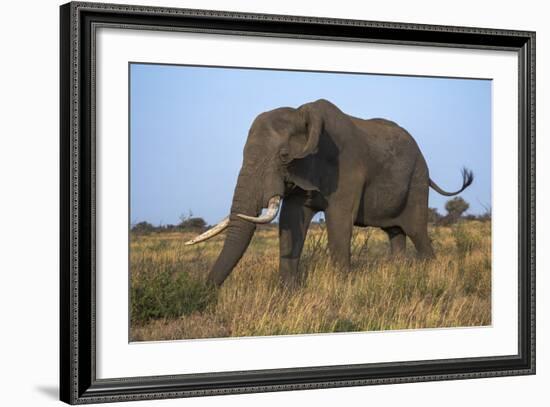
(60, 1, 536, 404)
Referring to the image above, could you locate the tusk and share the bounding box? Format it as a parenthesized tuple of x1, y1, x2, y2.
(237, 196, 281, 224)
(184, 216, 229, 245)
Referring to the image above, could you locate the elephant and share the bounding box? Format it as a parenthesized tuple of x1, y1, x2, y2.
(186, 99, 473, 287)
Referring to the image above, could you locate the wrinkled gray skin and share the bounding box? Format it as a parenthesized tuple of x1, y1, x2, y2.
(206, 99, 473, 287)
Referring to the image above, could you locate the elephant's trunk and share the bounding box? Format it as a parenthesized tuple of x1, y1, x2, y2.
(206, 171, 261, 286)
(206, 217, 256, 285)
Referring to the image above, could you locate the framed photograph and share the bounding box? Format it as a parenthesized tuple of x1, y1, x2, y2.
(60, 1, 535, 404)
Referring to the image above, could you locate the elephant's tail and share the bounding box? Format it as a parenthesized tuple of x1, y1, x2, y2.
(429, 167, 474, 197)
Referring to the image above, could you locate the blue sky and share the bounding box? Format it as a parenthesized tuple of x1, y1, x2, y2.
(130, 63, 491, 226)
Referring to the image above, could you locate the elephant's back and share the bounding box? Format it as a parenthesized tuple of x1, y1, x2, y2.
(352, 117, 418, 148)
(350, 117, 424, 165)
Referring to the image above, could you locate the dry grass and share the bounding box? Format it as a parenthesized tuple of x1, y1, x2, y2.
(130, 221, 491, 341)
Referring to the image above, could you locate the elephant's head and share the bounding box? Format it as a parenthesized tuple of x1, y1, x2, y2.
(186, 99, 339, 286)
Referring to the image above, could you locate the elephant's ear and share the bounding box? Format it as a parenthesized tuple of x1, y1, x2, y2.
(285, 103, 332, 195)
(286, 156, 321, 192)
(291, 103, 323, 159)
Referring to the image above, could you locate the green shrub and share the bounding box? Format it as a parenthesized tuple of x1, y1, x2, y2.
(131, 221, 156, 234)
(178, 217, 207, 230)
(131, 269, 217, 324)
(332, 318, 360, 332)
(453, 222, 482, 256)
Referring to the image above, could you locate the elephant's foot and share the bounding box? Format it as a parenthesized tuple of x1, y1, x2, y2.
(410, 233, 435, 260)
(279, 275, 303, 291)
(279, 258, 306, 289)
(327, 253, 351, 274)
(416, 249, 435, 260)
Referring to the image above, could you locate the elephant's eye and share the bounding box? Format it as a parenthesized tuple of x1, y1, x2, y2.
(279, 149, 291, 164)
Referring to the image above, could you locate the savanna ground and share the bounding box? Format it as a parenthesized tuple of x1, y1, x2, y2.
(130, 221, 491, 341)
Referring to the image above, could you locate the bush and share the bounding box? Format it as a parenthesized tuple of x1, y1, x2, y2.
(131, 269, 217, 324)
(428, 207, 442, 224)
(477, 208, 492, 222)
(130, 213, 210, 235)
(439, 197, 470, 225)
(453, 222, 482, 256)
(177, 212, 207, 231)
(131, 221, 156, 234)
(178, 217, 207, 230)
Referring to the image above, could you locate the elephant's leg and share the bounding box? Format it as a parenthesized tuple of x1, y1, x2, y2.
(402, 208, 434, 258)
(279, 195, 315, 287)
(383, 226, 406, 256)
(408, 228, 434, 259)
(400, 198, 434, 259)
(325, 211, 353, 273)
(399, 162, 435, 260)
